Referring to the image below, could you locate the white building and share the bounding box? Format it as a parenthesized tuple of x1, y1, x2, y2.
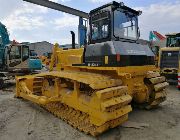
(29, 41, 54, 56)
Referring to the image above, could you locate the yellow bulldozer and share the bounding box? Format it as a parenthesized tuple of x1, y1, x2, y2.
(15, 0, 168, 136)
(159, 33, 180, 89)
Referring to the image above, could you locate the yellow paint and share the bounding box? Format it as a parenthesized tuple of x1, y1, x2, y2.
(159, 47, 180, 75)
(105, 56, 108, 64)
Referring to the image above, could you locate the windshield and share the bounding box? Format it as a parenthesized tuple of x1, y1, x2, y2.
(167, 36, 180, 47)
(9, 45, 21, 60)
(114, 9, 138, 40)
(91, 11, 110, 41)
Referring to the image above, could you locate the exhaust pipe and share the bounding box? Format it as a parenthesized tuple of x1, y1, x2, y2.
(70, 31, 75, 49)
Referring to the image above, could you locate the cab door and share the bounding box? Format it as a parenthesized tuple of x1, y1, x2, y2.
(19, 45, 30, 70)
(8, 45, 22, 69)
(22, 45, 29, 62)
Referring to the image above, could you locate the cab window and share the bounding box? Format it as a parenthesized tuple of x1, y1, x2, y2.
(91, 11, 110, 41)
(9, 45, 21, 60)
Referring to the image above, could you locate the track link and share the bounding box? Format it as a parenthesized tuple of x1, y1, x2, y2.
(44, 102, 128, 136)
(144, 71, 169, 109)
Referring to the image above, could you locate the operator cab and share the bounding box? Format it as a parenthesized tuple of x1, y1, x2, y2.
(166, 33, 180, 47)
(84, 1, 154, 67)
(6, 43, 30, 69)
(89, 1, 141, 44)
(159, 33, 180, 78)
(5, 43, 42, 71)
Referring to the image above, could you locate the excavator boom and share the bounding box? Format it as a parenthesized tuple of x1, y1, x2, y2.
(23, 0, 89, 18)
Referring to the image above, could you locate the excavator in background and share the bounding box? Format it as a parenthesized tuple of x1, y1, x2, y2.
(159, 33, 180, 89)
(149, 31, 166, 41)
(0, 22, 42, 89)
(149, 31, 166, 66)
(16, 0, 168, 136)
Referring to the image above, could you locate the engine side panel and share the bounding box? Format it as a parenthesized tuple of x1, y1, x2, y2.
(85, 41, 155, 66)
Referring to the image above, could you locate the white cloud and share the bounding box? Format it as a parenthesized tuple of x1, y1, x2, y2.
(3, 16, 45, 31)
(2, 3, 47, 34)
(90, 0, 111, 3)
(136, 1, 180, 39)
(1, 0, 180, 45)
(0, 0, 77, 44)
(53, 13, 78, 29)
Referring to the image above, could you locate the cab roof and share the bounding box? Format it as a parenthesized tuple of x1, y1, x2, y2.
(90, 1, 141, 15)
(166, 33, 180, 37)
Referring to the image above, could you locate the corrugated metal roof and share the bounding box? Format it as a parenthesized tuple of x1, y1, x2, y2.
(165, 33, 180, 36)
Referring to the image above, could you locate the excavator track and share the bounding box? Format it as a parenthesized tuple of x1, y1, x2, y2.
(44, 102, 128, 136)
(144, 71, 169, 109)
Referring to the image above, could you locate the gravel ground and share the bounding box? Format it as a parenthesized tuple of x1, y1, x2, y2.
(0, 84, 179, 140)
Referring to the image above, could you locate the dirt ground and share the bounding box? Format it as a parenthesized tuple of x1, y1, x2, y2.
(0, 83, 179, 140)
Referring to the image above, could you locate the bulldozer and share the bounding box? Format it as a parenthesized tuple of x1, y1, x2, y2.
(159, 33, 180, 89)
(15, 0, 169, 136)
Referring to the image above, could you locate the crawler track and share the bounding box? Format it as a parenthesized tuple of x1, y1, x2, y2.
(44, 102, 128, 136)
(144, 71, 169, 109)
(16, 71, 132, 136)
(15, 70, 168, 136)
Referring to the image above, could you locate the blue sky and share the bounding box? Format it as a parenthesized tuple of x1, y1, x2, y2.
(0, 0, 180, 44)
